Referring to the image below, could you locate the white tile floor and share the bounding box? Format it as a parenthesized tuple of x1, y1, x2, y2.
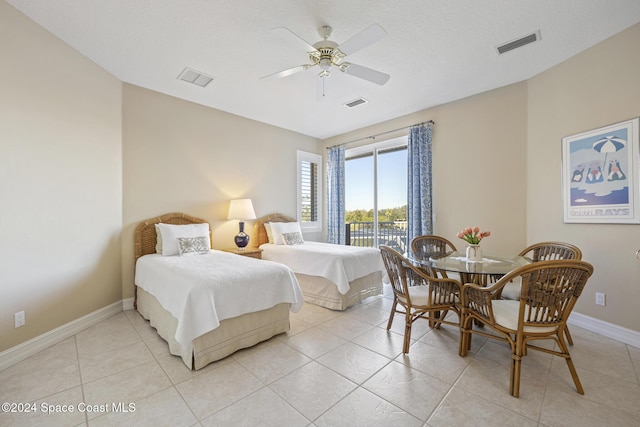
(1, 285, 639, 426)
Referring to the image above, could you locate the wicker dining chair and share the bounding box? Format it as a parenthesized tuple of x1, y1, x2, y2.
(500, 241, 582, 344)
(380, 245, 463, 354)
(410, 235, 458, 276)
(411, 235, 457, 259)
(410, 235, 463, 325)
(459, 259, 594, 397)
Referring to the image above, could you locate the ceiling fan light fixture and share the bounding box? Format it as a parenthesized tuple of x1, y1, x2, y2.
(319, 58, 332, 70)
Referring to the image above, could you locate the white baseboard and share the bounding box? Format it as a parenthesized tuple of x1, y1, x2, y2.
(0, 301, 123, 372)
(122, 297, 135, 311)
(568, 311, 640, 348)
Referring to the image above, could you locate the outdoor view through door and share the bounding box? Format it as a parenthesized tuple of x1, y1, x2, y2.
(345, 137, 408, 252)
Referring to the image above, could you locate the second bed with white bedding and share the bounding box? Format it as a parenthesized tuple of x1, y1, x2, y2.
(260, 241, 382, 294)
(255, 213, 385, 310)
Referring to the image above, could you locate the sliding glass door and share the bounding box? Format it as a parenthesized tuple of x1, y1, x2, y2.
(345, 137, 408, 251)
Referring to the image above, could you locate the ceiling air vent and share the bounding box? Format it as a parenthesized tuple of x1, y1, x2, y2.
(344, 98, 368, 108)
(496, 31, 540, 55)
(178, 67, 214, 87)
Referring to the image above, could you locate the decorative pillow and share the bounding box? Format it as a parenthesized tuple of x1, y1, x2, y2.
(282, 232, 304, 245)
(177, 236, 210, 255)
(156, 223, 210, 256)
(264, 223, 274, 244)
(269, 221, 302, 245)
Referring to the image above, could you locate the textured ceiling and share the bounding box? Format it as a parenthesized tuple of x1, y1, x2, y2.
(7, 0, 640, 139)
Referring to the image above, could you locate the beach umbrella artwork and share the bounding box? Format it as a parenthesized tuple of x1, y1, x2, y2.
(593, 135, 626, 167)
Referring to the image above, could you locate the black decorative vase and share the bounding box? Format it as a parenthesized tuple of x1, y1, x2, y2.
(234, 221, 250, 249)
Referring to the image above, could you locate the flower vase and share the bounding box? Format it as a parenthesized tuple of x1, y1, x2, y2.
(465, 244, 482, 262)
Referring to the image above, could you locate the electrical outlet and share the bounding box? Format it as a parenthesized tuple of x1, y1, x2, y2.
(14, 311, 25, 328)
(595, 292, 606, 306)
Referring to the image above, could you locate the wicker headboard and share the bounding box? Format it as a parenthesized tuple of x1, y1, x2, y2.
(134, 212, 212, 260)
(254, 213, 296, 246)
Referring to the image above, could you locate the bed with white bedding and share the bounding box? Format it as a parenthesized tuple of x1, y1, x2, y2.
(134, 212, 303, 369)
(255, 213, 384, 310)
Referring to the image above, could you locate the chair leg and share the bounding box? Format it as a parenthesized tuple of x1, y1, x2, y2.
(564, 325, 574, 346)
(459, 315, 472, 357)
(386, 299, 397, 330)
(557, 333, 584, 394)
(458, 328, 467, 357)
(428, 310, 440, 328)
(509, 355, 522, 397)
(564, 357, 584, 394)
(403, 311, 412, 353)
(510, 338, 525, 397)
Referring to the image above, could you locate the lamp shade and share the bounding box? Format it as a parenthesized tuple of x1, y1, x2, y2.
(227, 199, 256, 220)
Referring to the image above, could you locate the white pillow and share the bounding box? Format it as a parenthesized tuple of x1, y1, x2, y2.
(264, 223, 274, 244)
(156, 223, 210, 256)
(269, 222, 302, 245)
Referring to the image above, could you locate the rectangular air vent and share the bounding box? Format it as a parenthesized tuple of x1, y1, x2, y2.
(344, 98, 368, 108)
(178, 67, 214, 87)
(496, 31, 540, 55)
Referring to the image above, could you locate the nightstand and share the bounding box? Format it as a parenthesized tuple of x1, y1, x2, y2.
(223, 247, 263, 259)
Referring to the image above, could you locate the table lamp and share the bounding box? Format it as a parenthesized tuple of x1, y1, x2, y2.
(227, 198, 256, 249)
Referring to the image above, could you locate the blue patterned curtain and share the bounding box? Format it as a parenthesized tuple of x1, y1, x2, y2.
(407, 124, 433, 244)
(327, 145, 345, 244)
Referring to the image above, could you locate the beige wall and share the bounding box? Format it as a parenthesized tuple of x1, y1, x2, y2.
(0, 2, 123, 351)
(121, 85, 321, 299)
(323, 82, 528, 258)
(526, 23, 640, 330)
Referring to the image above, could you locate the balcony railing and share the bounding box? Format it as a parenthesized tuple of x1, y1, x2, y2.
(345, 221, 407, 252)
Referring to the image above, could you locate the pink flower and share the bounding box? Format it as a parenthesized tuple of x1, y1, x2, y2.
(457, 226, 491, 245)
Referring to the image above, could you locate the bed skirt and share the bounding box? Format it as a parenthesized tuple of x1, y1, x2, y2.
(136, 288, 291, 370)
(296, 271, 383, 311)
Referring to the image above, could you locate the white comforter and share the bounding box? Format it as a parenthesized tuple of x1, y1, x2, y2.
(135, 250, 303, 353)
(259, 241, 384, 294)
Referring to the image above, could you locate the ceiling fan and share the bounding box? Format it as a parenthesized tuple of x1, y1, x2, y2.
(261, 23, 391, 87)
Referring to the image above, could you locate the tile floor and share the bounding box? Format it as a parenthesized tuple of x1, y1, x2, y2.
(1, 286, 639, 427)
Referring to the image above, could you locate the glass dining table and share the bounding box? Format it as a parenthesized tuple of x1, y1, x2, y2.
(409, 251, 531, 285)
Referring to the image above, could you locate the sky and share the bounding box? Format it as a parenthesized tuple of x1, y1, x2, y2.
(345, 148, 407, 211)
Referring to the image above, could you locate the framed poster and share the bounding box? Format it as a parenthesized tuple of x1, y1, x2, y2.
(562, 117, 639, 223)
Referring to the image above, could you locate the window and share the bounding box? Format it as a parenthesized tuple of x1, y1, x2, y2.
(345, 137, 408, 251)
(297, 150, 322, 232)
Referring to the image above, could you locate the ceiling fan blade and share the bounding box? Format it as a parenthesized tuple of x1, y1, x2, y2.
(342, 63, 390, 85)
(260, 64, 312, 80)
(272, 27, 318, 53)
(337, 23, 387, 56)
